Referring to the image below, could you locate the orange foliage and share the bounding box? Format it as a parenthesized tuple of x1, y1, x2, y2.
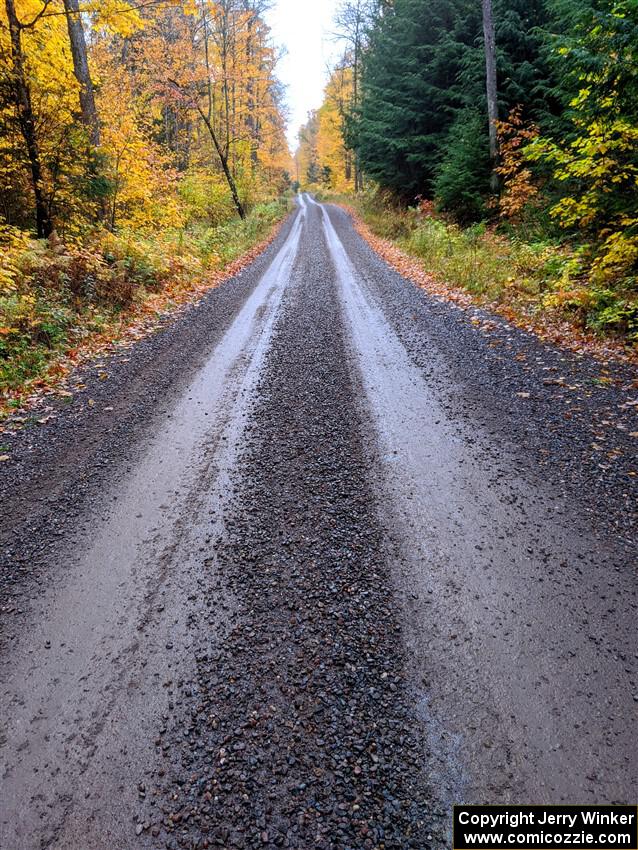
(495, 107, 540, 222)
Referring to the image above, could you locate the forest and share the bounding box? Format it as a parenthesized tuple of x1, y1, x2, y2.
(1, 0, 637, 410)
(0, 0, 291, 403)
(298, 0, 638, 349)
(1, 5, 637, 840)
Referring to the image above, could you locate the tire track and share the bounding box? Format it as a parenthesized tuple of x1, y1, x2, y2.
(145, 201, 438, 850)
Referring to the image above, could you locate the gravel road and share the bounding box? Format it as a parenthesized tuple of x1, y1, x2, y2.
(1, 196, 636, 849)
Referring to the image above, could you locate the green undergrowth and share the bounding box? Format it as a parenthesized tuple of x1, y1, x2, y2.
(0, 198, 289, 402)
(329, 190, 638, 346)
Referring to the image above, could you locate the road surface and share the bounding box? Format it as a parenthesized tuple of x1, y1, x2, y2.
(1, 196, 636, 849)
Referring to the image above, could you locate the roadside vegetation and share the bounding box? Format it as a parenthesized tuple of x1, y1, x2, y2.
(333, 190, 638, 352)
(299, 0, 638, 351)
(0, 200, 288, 404)
(0, 0, 292, 409)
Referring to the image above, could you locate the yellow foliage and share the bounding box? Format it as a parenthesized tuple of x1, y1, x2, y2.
(297, 60, 355, 192)
(94, 49, 184, 231)
(0, 0, 82, 224)
(1, 0, 291, 236)
(88, 0, 146, 36)
(528, 110, 638, 282)
(591, 223, 638, 282)
(0, 0, 292, 396)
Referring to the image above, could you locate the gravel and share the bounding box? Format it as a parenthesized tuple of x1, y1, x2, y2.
(142, 209, 440, 849)
(0, 214, 297, 643)
(326, 204, 638, 548)
(1, 198, 636, 847)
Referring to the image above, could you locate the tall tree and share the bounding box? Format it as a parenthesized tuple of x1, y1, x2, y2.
(481, 0, 499, 189)
(3, 0, 52, 237)
(62, 0, 100, 147)
(528, 0, 638, 279)
(297, 111, 320, 185)
(348, 0, 556, 217)
(169, 79, 246, 219)
(333, 0, 375, 191)
(354, 0, 478, 199)
(0, 0, 290, 233)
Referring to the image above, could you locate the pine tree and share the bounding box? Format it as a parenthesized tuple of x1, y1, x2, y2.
(354, 0, 477, 200)
(352, 0, 557, 216)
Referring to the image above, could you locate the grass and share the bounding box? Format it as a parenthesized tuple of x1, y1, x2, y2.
(336, 191, 638, 347)
(404, 219, 556, 302)
(0, 198, 289, 406)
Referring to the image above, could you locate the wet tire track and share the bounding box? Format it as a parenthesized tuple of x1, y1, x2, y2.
(0, 215, 297, 646)
(323, 205, 638, 544)
(147, 208, 437, 849)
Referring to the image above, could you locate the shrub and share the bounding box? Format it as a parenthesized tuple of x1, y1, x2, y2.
(0, 200, 287, 398)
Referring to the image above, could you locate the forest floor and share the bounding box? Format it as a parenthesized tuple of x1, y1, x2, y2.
(0, 197, 636, 850)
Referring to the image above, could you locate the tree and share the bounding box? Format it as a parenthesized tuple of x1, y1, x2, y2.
(528, 0, 638, 279)
(334, 0, 372, 191)
(354, 0, 479, 200)
(297, 59, 355, 192)
(435, 108, 491, 221)
(481, 0, 499, 189)
(347, 0, 556, 218)
(297, 110, 320, 185)
(0, 0, 290, 236)
(3, 0, 52, 237)
(62, 0, 100, 147)
(191, 0, 245, 218)
(155, 0, 290, 220)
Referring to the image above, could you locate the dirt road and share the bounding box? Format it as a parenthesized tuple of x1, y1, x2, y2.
(1, 197, 636, 849)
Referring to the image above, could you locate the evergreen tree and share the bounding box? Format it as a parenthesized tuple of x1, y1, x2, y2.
(353, 0, 557, 216)
(355, 0, 476, 200)
(434, 109, 491, 221)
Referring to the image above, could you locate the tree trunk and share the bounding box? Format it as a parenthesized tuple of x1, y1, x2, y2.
(62, 0, 100, 147)
(335, 1, 368, 193)
(353, 44, 361, 193)
(197, 106, 246, 220)
(245, 13, 259, 170)
(4, 0, 52, 237)
(196, 7, 243, 218)
(352, 17, 362, 193)
(482, 0, 499, 191)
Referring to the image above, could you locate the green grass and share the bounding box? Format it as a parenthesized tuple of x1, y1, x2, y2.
(0, 199, 289, 402)
(340, 192, 638, 344)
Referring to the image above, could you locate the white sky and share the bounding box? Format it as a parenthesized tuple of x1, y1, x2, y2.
(266, 0, 342, 152)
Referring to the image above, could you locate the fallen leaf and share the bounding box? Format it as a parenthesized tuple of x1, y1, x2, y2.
(0, 455, 9, 462)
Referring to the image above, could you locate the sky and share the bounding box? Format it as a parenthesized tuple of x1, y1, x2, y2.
(266, 0, 342, 152)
